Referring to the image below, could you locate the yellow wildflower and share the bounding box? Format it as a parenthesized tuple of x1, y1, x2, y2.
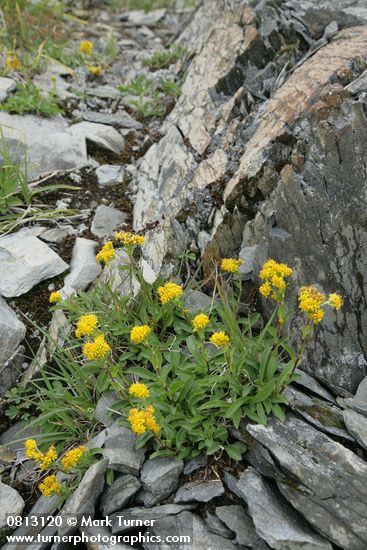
(75, 314, 98, 339)
(128, 408, 147, 435)
(259, 259, 293, 301)
(157, 282, 183, 304)
(6, 51, 21, 71)
(221, 258, 243, 273)
(96, 241, 115, 264)
(115, 231, 145, 247)
(130, 325, 151, 344)
(144, 405, 160, 434)
(38, 475, 62, 497)
(39, 445, 57, 470)
(24, 439, 43, 462)
(129, 383, 150, 399)
(80, 40, 93, 55)
(210, 331, 230, 347)
(49, 291, 61, 304)
(328, 293, 343, 310)
(87, 65, 103, 76)
(192, 313, 210, 331)
(83, 334, 110, 360)
(61, 446, 86, 471)
(299, 286, 326, 324)
(259, 281, 271, 298)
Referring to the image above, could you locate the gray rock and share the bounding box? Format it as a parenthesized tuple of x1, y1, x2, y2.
(69, 121, 124, 155)
(0, 76, 16, 101)
(238, 245, 260, 280)
(86, 85, 121, 100)
(143, 511, 239, 550)
(120, 9, 166, 27)
(102, 424, 145, 475)
(247, 415, 367, 549)
(40, 225, 75, 244)
(140, 457, 183, 507)
(184, 290, 212, 314)
(0, 112, 88, 179)
(0, 482, 25, 529)
(96, 165, 125, 187)
(355, 375, 367, 401)
(91, 205, 127, 238)
(63, 237, 102, 291)
(82, 526, 132, 550)
(58, 459, 108, 536)
(0, 297, 26, 364)
(0, 345, 25, 397)
(283, 386, 352, 440)
(78, 110, 142, 129)
(174, 480, 224, 503)
(232, 467, 332, 550)
(183, 454, 207, 475)
(100, 475, 141, 516)
(111, 504, 197, 534)
(95, 391, 120, 428)
(342, 409, 367, 450)
(0, 229, 68, 297)
(205, 512, 234, 539)
(216, 505, 267, 548)
(294, 369, 335, 403)
(0, 421, 40, 452)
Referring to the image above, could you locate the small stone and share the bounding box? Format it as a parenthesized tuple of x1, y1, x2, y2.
(69, 121, 124, 155)
(343, 409, 367, 450)
(120, 9, 166, 27)
(216, 505, 264, 547)
(40, 226, 75, 244)
(0, 421, 39, 452)
(95, 391, 120, 428)
(0, 297, 26, 364)
(96, 165, 125, 187)
(184, 290, 212, 314)
(91, 205, 127, 238)
(174, 480, 225, 503)
(238, 245, 260, 280)
(0, 77, 16, 102)
(111, 504, 197, 534)
(79, 110, 143, 129)
(100, 475, 141, 516)
(0, 482, 25, 529)
(140, 457, 183, 507)
(183, 455, 207, 475)
(63, 237, 102, 291)
(102, 424, 145, 475)
(205, 512, 234, 539)
(0, 229, 68, 298)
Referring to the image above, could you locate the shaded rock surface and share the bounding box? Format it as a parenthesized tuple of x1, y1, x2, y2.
(0, 482, 25, 529)
(140, 457, 183, 507)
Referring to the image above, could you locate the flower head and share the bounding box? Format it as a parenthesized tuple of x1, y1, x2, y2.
(80, 40, 93, 55)
(328, 293, 343, 310)
(157, 282, 183, 305)
(24, 439, 43, 462)
(61, 446, 86, 471)
(221, 258, 243, 273)
(115, 231, 145, 247)
(83, 334, 110, 360)
(128, 405, 160, 435)
(49, 291, 61, 304)
(6, 51, 21, 71)
(39, 445, 57, 470)
(144, 405, 160, 433)
(38, 475, 62, 497)
(299, 286, 326, 324)
(87, 64, 103, 76)
(192, 313, 210, 331)
(129, 383, 150, 399)
(210, 331, 230, 347)
(130, 325, 151, 344)
(96, 241, 115, 264)
(259, 259, 293, 301)
(75, 314, 98, 339)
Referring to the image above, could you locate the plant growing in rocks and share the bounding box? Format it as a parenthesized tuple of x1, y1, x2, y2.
(7, 233, 343, 465)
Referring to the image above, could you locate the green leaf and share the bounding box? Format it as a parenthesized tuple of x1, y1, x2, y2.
(225, 396, 250, 419)
(225, 442, 247, 461)
(252, 379, 275, 403)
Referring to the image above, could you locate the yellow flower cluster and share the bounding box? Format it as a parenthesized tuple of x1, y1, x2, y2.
(25, 439, 57, 470)
(49, 291, 61, 304)
(128, 405, 160, 435)
(329, 293, 343, 310)
(192, 313, 210, 331)
(87, 64, 102, 76)
(61, 446, 86, 471)
(157, 282, 183, 304)
(130, 325, 151, 344)
(75, 314, 98, 339)
(83, 334, 110, 360)
(80, 40, 93, 55)
(298, 286, 326, 324)
(221, 258, 243, 273)
(115, 231, 145, 247)
(39, 474, 62, 497)
(259, 259, 293, 300)
(210, 331, 230, 347)
(96, 241, 115, 264)
(6, 51, 21, 71)
(129, 383, 150, 399)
